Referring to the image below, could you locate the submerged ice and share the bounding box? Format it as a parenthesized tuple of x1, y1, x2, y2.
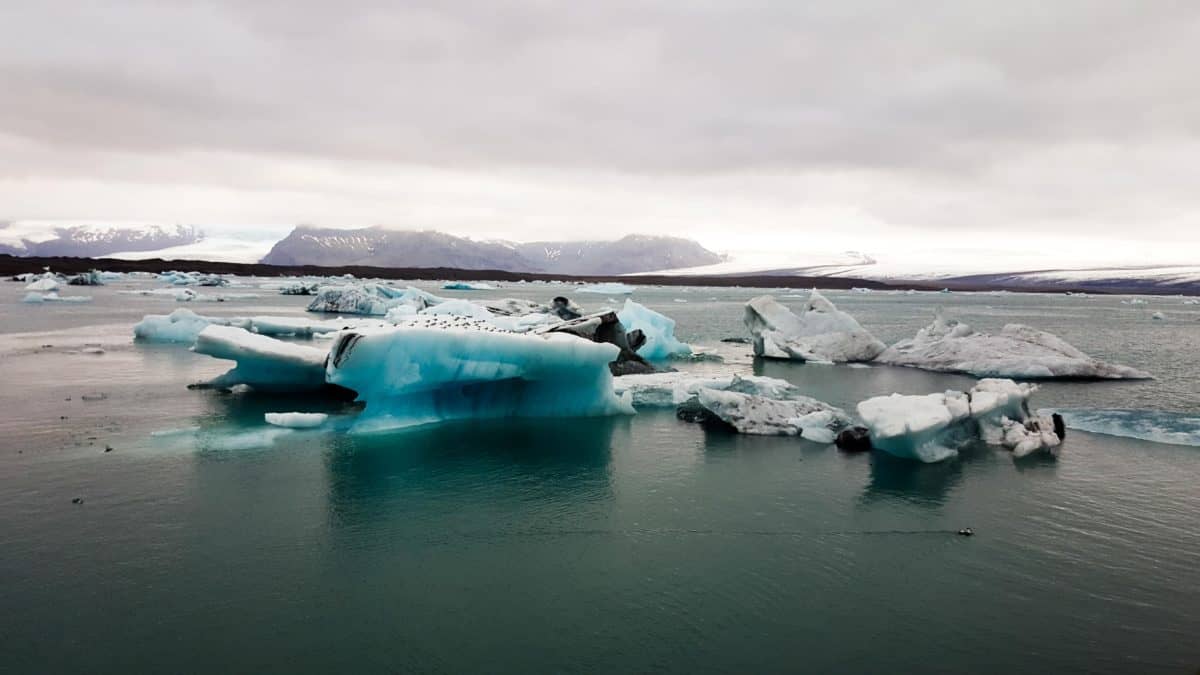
(1049, 409, 1200, 447)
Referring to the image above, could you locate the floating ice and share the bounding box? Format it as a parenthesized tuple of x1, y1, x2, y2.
(134, 309, 244, 343)
(744, 290, 885, 362)
(857, 378, 1061, 463)
(875, 311, 1151, 379)
(577, 282, 635, 295)
(616, 300, 691, 360)
(1152, 311, 1166, 321)
(24, 274, 60, 292)
(307, 284, 440, 316)
(614, 372, 806, 407)
(420, 299, 496, 321)
(22, 291, 92, 303)
(680, 388, 849, 441)
(325, 320, 635, 432)
(193, 325, 329, 391)
(442, 281, 494, 291)
(264, 412, 329, 428)
(1047, 409, 1200, 447)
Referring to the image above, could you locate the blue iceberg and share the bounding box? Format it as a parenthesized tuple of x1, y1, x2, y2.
(616, 299, 691, 360)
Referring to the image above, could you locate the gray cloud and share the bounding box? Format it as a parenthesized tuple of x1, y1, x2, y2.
(0, 0, 1198, 254)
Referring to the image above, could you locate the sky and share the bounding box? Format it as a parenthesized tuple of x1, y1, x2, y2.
(1, 0, 1198, 270)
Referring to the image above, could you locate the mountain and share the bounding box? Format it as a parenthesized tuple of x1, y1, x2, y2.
(259, 226, 725, 274)
(0, 222, 205, 258)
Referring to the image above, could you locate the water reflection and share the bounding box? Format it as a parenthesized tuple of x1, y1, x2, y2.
(321, 416, 620, 536)
(860, 447, 969, 507)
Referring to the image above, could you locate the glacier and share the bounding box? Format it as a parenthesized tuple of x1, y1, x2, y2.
(616, 300, 692, 360)
(875, 311, 1152, 379)
(857, 379, 1062, 463)
(193, 325, 329, 392)
(744, 290, 885, 363)
(577, 282, 636, 295)
(325, 317, 635, 432)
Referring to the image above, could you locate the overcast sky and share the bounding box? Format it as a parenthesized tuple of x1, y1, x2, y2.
(1, 0, 1197, 267)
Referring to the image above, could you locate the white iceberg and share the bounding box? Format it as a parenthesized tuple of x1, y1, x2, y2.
(24, 274, 60, 292)
(324, 318, 635, 433)
(134, 309, 247, 343)
(616, 300, 691, 360)
(682, 388, 850, 442)
(307, 284, 440, 316)
(744, 290, 885, 363)
(193, 325, 329, 391)
(857, 378, 1061, 463)
(577, 282, 635, 295)
(613, 372, 807, 408)
(22, 291, 92, 303)
(875, 311, 1151, 379)
(264, 412, 329, 428)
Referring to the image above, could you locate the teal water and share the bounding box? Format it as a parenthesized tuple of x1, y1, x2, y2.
(2, 279, 1198, 673)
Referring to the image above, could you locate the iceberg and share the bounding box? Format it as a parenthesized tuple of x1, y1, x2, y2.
(875, 311, 1152, 379)
(307, 284, 440, 316)
(617, 300, 691, 360)
(856, 378, 1062, 463)
(442, 281, 494, 291)
(1048, 409, 1200, 448)
(577, 282, 635, 295)
(24, 274, 60, 292)
(744, 290, 885, 362)
(264, 412, 329, 429)
(193, 325, 329, 392)
(280, 282, 319, 295)
(678, 388, 850, 442)
(535, 310, 656, 375)
(134, 309, 247, 343)
(614, 372, 808, 408)
(22, 292, 92, 303)
(324, 317, 635, 432)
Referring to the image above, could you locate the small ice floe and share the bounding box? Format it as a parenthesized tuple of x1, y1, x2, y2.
(1122, 298, 1147, 305)
(24, 273, 60, 292)
(134, 308, 246, 343)
(856, 379, 1063, 463)
(193, 325, 329, 392)
(874, 310, 1151, 379)
(307, 284, 441, 316)
(614, 372, 803, 408)
(577, 282, 636, 295)
(1151, 311, 1166, 321)
(22, 292, 91, 303)
(441, 281, 494, 291)
(1047, 409, 1200, 447)
(676, 388, 849, 442)
(744, 289, 885, 363)
(264, 412, 329, 429)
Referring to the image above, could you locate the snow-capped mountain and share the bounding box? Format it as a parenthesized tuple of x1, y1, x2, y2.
(0, 222, 205, 258)
(260, 226, 725, 274)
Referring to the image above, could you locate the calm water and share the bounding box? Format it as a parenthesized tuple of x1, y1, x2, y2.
(2, 278, 1198, 673)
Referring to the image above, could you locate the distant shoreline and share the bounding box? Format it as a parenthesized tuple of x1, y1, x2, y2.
(1, 254, 1191, 295)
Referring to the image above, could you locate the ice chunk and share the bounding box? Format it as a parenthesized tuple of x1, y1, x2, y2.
(420, 299, 496, 321)
(24, 274, 60, 292)
(744, 290, 885, 362)
(614, 372, 805, 407)
(22, 291, 91, 303)
(134, 309, 247, 343)
(307, 284, 441, 316)
(1151, 311, 1166, 321)
(616, 300, 691, 360)
(577, 282, 635, 295)
(875, 311, 1152, 379)
(264, 412, 329, 428)
(1048, 409, 1200, 447)
(857, 378, 1061, 462)
(442, 281, 494, 290)
(193, 325, 328, 391)
(325, 321, 635, 432)
(679, 388, 850, 441)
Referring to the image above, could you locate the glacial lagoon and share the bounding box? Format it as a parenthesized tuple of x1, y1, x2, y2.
(2, 277, 1198, 673)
